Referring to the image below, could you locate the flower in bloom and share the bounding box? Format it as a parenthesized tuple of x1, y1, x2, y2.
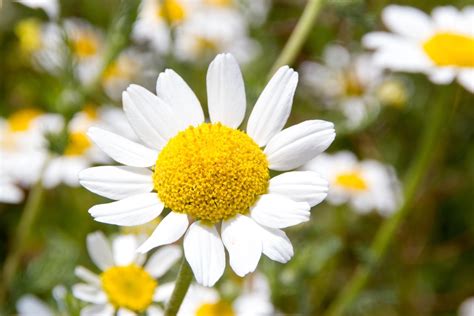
(43, 106, 134, 188)
(300, 44, 407, 129)
(460, 297, 474, 316)
(363, 5, 474, 93)
(133, 0, 265, 63)
(73, 231, 181, 315)
(79, 53, 335, 286)
(0, 109, 61, 198)
(177, 273, 274, 315)
(301, 151, 401, 216)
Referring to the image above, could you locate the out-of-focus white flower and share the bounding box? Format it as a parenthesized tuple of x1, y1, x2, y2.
(0, 109, 61, 191)
(460, 297, 474, 316)
(101, 49, 150, 101)
(300, 45, 406, 129)
(15, 0, 59, 19)
(79, 53, 335, 286)
(363, 5, 474, 93)
(15, 19, 65, 75)
(301, 151, 402, 216)
(177, 272, 274, 315)
(43, 106, 133, 188)
(64, 18, 104, 85)
(133, 0, 263, 63)
(72, 231, 181, 316)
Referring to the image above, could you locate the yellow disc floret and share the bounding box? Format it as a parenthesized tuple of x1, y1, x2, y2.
(154, 123, 269, 223)
(8, 108, 42, 132)
(335, 171, 368, 191)
(64, 132, 91, 156)
(423, 32, 474, 67)
(196, 301, 236, 316)
(101, 264, 157, 312)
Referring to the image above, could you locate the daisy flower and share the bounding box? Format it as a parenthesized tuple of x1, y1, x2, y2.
(301, 151, 401, 216)
(363, 5, 474, 93)
(43, 106, 133, 188)
(0, 109, 61, 189)
(300, 44, 406, 129)
(177, 273, 274, 315)
(73, 231, 182, 315)
(79, 53, 335, 286)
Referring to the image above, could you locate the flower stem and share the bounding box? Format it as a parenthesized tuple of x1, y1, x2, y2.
(323, 88, 456, 316)
(1, 167, 47, 303)
(164, 258, 193, 316)
(269, 0, 325, 76)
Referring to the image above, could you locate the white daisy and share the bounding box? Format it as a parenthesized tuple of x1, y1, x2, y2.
(460, 297, 474, 316)
(73, 231, 182, 316)
(363, 5, 474, 93)
(177, 273, 274, 315)
(79, 53, 335, 286)
(301, 151, 401, 216)
(0, 109, 61, 189)
(43, 106, 133, 188)
(300, 44, 407, 129)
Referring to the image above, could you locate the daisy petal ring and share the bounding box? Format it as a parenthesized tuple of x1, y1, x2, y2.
(79, 53, 335, 286)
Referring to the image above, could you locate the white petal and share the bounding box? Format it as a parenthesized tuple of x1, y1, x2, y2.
(147, 305, 164, 316)
(247, 66, 298, 146)
(137, 212, 189, 253)
(428, 68, 456, 84)
(269, 171, 328, 207)
(382, 5, 433, 38)
(16, 295, 53, 316)
(72, 284, 107, 304)
(75, 266, 100, 286)
(221, 215, 262, 277)
(257, 225, 294, 263)
(87, 127, 158, 167)
(123, 85, 180, 150)
(264, 120, 335, 171)
(250, 194, 310, 228)
(183, 222, 225, 287)
(112, 234, 139, 266)
(0, 182, 23, 204)
(145, 245, 182, 278)
(153, 282, 175, 302)
(117, 308, 136, 316)
(362, 32, 406, 49)
(432, 6, 464, 32)
(156, 69, 204, 129)
(80, 304, 115, 316)
(206, 53, 246, 128)
(89, 193, 163, 226)
(79, 166, 153, 200)
(86, 231, 114, 270)
(458, 69, 474, 93)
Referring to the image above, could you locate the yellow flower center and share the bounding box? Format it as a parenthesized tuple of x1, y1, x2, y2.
(344, 71, 364, 96)
(64, 132, 92, 156)
(423, 32, 474, 67)
(82, 104, 98, 120)
(7, 109, 42, 132)
(101, 264, 157, 313)
(204, 0, 234, 7)
(72, 32, 99, 58)
(193, 37, 219, 56)
(157, 0, 186, 24)
(153, 123, 269, 224)
(335, 171, 368, 191)
(195, 301, 235, 316)
(15, 19, 42, 53)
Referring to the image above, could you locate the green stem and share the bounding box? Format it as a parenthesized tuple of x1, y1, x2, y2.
(269, 0, 325, 76)
(1, 165, 48, 303)
(164, 258, 193, 316)
(323, 88, 455, 316)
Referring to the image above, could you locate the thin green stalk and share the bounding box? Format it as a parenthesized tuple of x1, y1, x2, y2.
(164, 259, 193, 316)
(269, 0, 325, 76)
(1, 162, 48, 303)
(323, 89, 456, 316)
